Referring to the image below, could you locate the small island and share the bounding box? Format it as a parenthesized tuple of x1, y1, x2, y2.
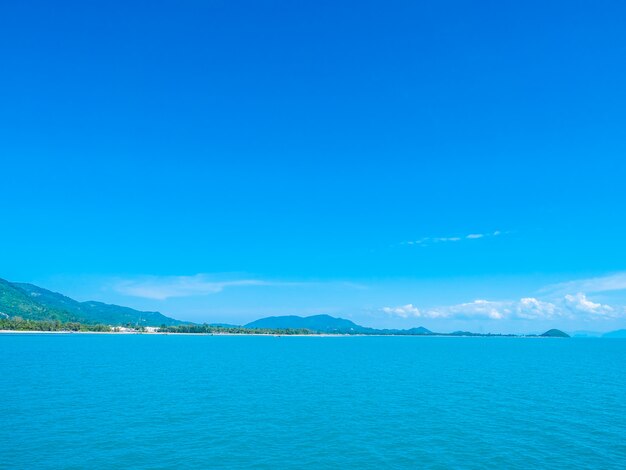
(540, 329, 570, 338)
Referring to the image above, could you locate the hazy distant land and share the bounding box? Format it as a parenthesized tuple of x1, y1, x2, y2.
(4, 277, 625, 338)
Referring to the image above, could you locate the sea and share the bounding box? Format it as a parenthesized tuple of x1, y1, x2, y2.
(1, 334, 625, 469)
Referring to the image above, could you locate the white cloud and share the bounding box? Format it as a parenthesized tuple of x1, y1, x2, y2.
(514, 298, 559, 320)
(426, 299, 508, 320)
(382, 293, 623, 322)
(383, 299, 509, 320)
(433, 237, 462, 243)
(382, 304, 421, 318)
(564, 293, 615, 317)
(405, 230, 503, 246)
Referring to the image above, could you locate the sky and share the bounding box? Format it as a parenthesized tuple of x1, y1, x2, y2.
(1, 0, 626, 333)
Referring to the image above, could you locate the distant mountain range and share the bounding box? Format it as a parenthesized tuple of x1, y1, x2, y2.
(602, 329, 626, 338)
(245, 314, 433, 335)
(569, 330, 626, 338)
(0, 278, 184, 326)
(5, 278, 624, 337)
(571, 330, 603, 338)
(244, 315, 573, 337)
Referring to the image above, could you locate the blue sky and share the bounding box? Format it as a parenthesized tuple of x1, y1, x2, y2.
(1, 1, 626, 332)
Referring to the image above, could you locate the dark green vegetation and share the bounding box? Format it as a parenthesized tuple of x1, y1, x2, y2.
(0, 278, 183, 326)
(540, 329, 570, 338)
(245, 314, 367, 333)
(0, 318, 111, 332)
(243, 315, 569, 338)
(158, 324, 312, 335)
(162, 320, 566, 338)
(448, 330, 516, 337)
(245, 314, 434, 335)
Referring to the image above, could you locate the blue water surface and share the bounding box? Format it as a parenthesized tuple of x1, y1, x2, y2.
(1, 335, 625, 469)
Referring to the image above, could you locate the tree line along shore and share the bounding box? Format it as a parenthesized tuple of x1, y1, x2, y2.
(0, 318, 312, 335)
(0, 318, 571, 337)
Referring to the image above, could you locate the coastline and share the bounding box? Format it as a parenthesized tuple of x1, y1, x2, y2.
(0, 330, 347, 336)
(0, 330, 567, 338)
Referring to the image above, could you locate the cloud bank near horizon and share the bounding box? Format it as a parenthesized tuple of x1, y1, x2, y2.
(382, 272, 626, 322)
(383, 293, 621, 322)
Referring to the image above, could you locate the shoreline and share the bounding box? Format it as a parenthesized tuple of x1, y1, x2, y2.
(0, 330, 568, 338)
(0, 330, 349, 336)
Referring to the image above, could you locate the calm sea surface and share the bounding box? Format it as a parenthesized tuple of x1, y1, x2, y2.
(1, 335, 625, 469)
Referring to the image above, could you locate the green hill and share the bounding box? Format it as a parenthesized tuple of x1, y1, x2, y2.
(540, 329, 570, 338)
(0, 278, 77, 322)
(245, 314, 366, 333)
(0, 278, 184, 326)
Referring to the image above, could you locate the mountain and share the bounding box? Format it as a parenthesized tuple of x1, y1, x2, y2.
(0, 278, 73, 322)
(245, 314, 366, 333)
(0, 278, 184, 326)
(540, 329, 570, 338)
(602, 329, 626, 338)
(571, 330, 603, 338)
(245, 314, 434, 335)
(404, 326, 433, 335)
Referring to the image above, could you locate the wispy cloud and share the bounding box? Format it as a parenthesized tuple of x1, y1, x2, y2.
(404, 230, 503, 246)
(543, 272, 626, 295)
(382, 293, 622, 321)
(113, 275, 292, 300)
(112, 274, 365, 300)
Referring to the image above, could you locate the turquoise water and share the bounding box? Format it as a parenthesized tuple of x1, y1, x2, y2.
(1, 335, 625, 469)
